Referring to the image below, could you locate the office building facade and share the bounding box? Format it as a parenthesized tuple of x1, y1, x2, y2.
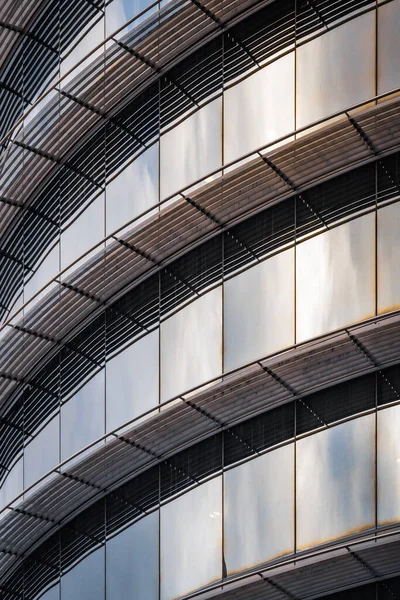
(1, 0, 400, 598)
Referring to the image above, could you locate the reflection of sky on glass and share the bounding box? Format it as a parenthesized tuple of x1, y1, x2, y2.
(106, 143, 159, 235)
(160, 98, 222, 200)
(161, 287, 222, 402)
(378, 404, 400, 525)
(297, 415, 375, 549)
(24, 415, 59, 489)
(61, 370, 105, 461)
(225, 444, 294, 574)
(161, 477, 222, 600)
(107, 512, 159, 600)
(296, 213, 375, 343)
(224, 248, 294, 371)
(106, 331, 159, 432)
(378, 0, 400, 95)
(224, 52, 294, 164)
(61, 547, 105, 600)
(106, 0, 157, 37)
(378, 202, 400, 313)
(296, 12, 375, 128)
(0, 458, 22, 515)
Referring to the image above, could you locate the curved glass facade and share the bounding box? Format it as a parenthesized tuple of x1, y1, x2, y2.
(1, 1, 400, 599)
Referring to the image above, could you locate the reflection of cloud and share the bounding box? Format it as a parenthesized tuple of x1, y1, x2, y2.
(297, 214, 375, 342)
(297, 415, 375, 549)
(161, 287, 222, 402)
(106, 143, 159, 235)
(61, 18, 105, 84)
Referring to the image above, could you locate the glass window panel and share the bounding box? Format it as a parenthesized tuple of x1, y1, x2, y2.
(296, 214, 375, 343)
(224, 249, 294, 371)
(161, 287, 222, 402)
(24, 243, 60, 311)
(24, 415, 59, 489)
(297, 414, 375, 549)
(106, 331, 159, 432)
(296, 12, 375, 129)
(378, 201, 400, 314)
(106, 511, 158, 600)
(61, 18, 105, 82)
(377, 404, 400, 525)
(61, 547, 104, 600)
(106, 144, 159, 235)
(106, 0, 156, 37)
(160, 98, 222, 200)
(161, 477, 222, 600)
(378, 0, 400, 95)
(39, 584, 60, 600)
(61, 370, 105, 461)
(61, 194, 104, 271)
(225, 444, 294, 574)
(224, 52, 295, 164)
(0, 458, 23, 514)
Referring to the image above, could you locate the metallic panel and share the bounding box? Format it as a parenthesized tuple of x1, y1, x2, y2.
(160, 477, 222, 600)
(161, 287, 222, 402)
(296, 414, 375, 550)
(106, 511, 159, 600)
(106, 143, 159, 235)
(24, 415, 59, 489)
(106, 331, 159, 432)
(296, 12, 375, 128)
(224, 52, 295, 164)
(224, 444, 294, 574)
(377, 404, 400, 525)
(61, 547, 105, 600)
(160, 98, 222, 200)
(61, 370, 105, 461)
(224, 249, 294, 371)
(296, 214, 375, 343)
(378, 202, 400, 314)
(378, 0, 400, 95)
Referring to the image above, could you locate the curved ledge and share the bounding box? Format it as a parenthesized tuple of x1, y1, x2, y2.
(1, 309, 400, 584)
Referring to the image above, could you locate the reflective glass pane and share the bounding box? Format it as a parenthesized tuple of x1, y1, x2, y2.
(297, 415, 375, 549)
(61, 18, 105, 81)
(224, 249, 294, 371)
(39, 584, 60, 600)
(378, 0, 400, 95)
(378, 202, 400, 314)
(61, 194, 104, 270)
(296, 214, 375, 343)
(0, 458, 23, 513)
(377, 404, 400, 525)
(225, 444, 294, 574)
(161, 477, 222, 600)
(61, 547, 104, 600)
(161, 288, 222, 402)
(61, 370, 105, 461)
(106, 0, 156, 36)
(106, 331, 159, 432)
(106, 144, 159, 235)
(296, 12, 375, 128)
(224, 52, 295, 164)
(24, 243, 60, 309)
(160, 98, 222, 200)
(24, 415, 59, 489)
(106, 511, 159, 600)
